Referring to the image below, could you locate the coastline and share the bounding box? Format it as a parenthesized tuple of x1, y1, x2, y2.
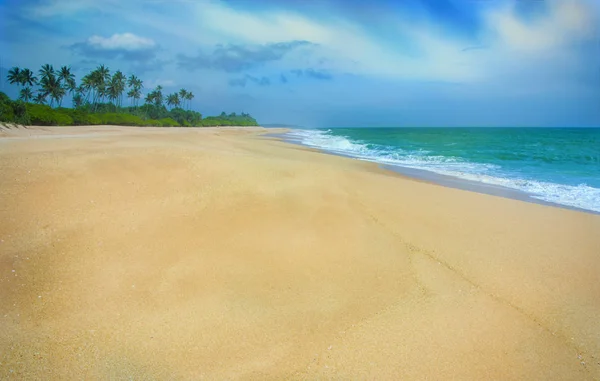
(1, 126, 599, 380)
(274, 129, 600, 215)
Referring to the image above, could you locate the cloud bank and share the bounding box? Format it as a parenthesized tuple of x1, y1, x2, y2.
(2, 0, 599, 126)
(70, 33, 159, 61)
(177, 41, 314, 72)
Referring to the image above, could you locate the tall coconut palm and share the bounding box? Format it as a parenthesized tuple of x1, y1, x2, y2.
(111, 70, 126, 108)
(186, 91, 194, 110)
(166, 93, 180, 110)
(20, 69, 37, 87)
(97, 84, 108, 106)
(7, 67, 22, 88)
(178, 89, 187, 108)
(127, 86, 141, 108)
(79, 74, 94, 105)
(106, 75, 121, 108)
(40, 73, 64, 107)
(53, 85, 67, 107)
(34, 92, 47, 105)
(94, 64, 111, 89)
(39, 64, 55, 82)
(58, 66, 75, 87)
(88, 72, 101, 106)
(133, 78, 143, 107)
(72, 92, 83, 109)
(90, 65, 110, 109)
(126, 75, 143, 107)
(57, 66, 76, 104)
(153, 85, 163, 107)
(127, 74, 138, 89)
(144, 92, 154, 105)
(19, 87, 33, 102)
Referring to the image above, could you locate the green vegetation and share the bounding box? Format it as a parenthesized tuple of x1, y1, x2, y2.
(1, 64, 259, 127)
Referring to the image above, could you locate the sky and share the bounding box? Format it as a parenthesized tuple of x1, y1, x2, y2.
(0, 0, 599, 127)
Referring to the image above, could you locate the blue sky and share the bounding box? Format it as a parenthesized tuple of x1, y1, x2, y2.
(1, 0, 599, 127)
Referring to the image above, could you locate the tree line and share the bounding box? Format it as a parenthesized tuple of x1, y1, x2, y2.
(1, 64, 258, 127)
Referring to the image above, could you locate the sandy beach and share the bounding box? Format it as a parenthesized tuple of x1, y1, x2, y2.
(1, 125, 599, 380)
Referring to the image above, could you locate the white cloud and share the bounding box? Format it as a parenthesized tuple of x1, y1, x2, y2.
(21, 0, 600, 86)
(86, 33, 156, 51)
(181, 1, 478, 82)
(26, 0, 119, 18)
(179, 0, 596, 83)
(485, 0, 597, 53)
(191, 1, 333, 45)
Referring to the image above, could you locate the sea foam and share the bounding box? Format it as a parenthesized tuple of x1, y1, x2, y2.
(285, 129, 600, 213)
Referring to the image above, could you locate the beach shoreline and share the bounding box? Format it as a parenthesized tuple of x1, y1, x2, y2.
(275, 128, 600, 215)
(1, 125, 599, 380)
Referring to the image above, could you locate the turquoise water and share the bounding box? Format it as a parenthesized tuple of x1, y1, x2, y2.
(285, 128, 600, 213)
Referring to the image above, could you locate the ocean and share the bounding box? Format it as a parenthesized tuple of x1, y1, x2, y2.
(283, 127, 600, 214)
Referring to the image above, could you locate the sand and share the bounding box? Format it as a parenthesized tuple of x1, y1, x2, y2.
(1, 125, 599, 380)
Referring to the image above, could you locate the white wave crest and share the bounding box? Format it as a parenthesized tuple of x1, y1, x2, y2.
(285, 129, 600, 213)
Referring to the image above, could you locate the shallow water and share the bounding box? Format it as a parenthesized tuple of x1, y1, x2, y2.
(284, 127, 600, 213)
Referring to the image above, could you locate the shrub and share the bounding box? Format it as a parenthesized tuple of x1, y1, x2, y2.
(88, 114, 102, 125)
(71, 111, 94, 125)
(54, 112, 73, 126)
(97, 113, 146, 126)
(28, 104, 57, 125)
(0, 102, 14, 123)
(0, 92, 11, 104)
(144, 119, 161, 127)
(0, 92, 15, 123)
(27, 104, 73, 126)
(12, 102, 31, 125)
(0, 90, 259, 127)
(158, 118, 180, 127)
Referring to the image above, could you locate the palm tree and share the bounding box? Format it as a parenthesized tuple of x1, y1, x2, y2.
(186, 91, 194, 110)
(97, 65, 110, 78)
(106, 75, 121, 108)
(126, 75, 144, 107)
(33, 92, 47, 105)
(178, 88, 187, 108)
(72, 92, 83, 109)
(111, 70, 126, 108)
(97, 84, 108, 106)
(40, 73, 64, 107)
(38, 64, 61, 106)
(133, 78, 143, 107)
(127, 86, 141, 107)
(7, 67, 22, 88)
(57, 66, 76, 104)
(153, 85, 163, 107)
(79, 75, 93, 105)
(144, 92, 154, 105)
(166, 93, 180, 110)
(89, 65, 110, 109)
(53, 86, 67, 107)
(20, 69, 37, 87)
(127, 74, 138, 90)
(58, 66, 75, 84)
(39, 64, 55, 82)
(19, 87, 33, 102)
